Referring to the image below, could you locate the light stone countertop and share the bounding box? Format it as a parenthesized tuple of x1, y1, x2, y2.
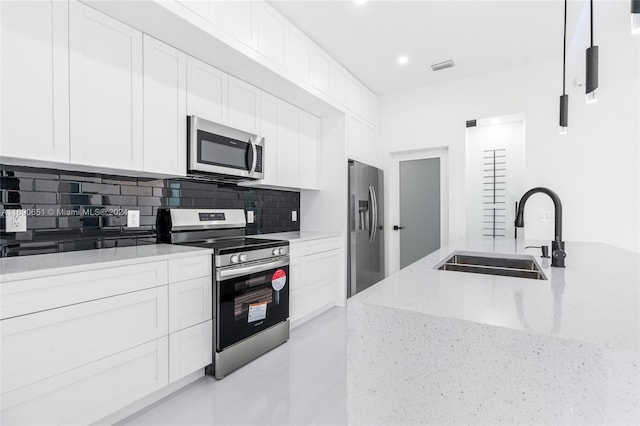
(253, 231, 341, 243)
(346, 238, 640, 425)
(0, 244, 213, 282)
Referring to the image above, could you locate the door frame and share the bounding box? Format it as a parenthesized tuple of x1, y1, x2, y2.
(387, 147, 449, 274)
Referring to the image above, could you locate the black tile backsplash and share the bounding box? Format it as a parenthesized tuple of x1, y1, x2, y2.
(1, 164, 300, 257)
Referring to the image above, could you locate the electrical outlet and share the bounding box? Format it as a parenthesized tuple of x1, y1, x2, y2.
(538, 211, 554, 222)
(127, 210, 140, 228)
(247, 211, 255, 224)
(5, 209, 27, 232)
(291, 210, 297, 222)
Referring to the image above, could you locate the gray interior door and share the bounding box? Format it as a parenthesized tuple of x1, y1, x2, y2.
(399, 158, 441, 268)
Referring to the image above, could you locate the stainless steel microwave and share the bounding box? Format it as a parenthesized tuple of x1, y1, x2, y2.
(188, 115, 264, 180)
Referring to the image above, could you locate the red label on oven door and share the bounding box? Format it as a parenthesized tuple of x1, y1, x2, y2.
(272, 269, 287, 291)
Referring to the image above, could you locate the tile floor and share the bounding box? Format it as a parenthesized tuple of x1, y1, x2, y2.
(119, 307, 348, 425)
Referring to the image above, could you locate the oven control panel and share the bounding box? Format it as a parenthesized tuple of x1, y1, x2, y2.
(217, 245, 289, 267)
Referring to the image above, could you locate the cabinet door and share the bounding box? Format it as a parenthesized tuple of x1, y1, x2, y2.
(1, 287, 168, 394)
(257, 2, 286, 64)
(346, 74, 364, 116)
(259, 92, 280, 184)
(347, 114, 363, 161)
(285, 26, 311, 82)
(310, 46, 330, 94)
(215, 1, 257, 50)
(186, 56, 229, 125)
(0, 0, 69, 163)
(362, 122, 378, 168)
(228, 75, 261, 134)
(277, 102, 301, 187)
(143, 35, 187, 176)
(168, 277, 212, 333)
(329, 62, 347, 106)
(299, 112, 319, 190)
(1, 338, 168, 426)
(169, 320, 212, 383)
(69, 1, 143, 171)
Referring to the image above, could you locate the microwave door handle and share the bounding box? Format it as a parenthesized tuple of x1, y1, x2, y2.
(217, 258, 289, 281)
(249, 137, 258, 176)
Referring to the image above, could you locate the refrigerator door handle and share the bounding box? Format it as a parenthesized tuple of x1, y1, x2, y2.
(369, 185, 378, 243)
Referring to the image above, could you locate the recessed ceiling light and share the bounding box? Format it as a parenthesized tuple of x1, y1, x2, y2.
(397, 56, 409, 65)
(354, 0, 367, 4)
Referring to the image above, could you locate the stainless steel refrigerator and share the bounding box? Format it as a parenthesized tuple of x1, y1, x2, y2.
(348, 160, 384, 298)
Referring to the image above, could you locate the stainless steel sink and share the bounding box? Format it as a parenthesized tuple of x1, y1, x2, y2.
(435, 252, 547, 280)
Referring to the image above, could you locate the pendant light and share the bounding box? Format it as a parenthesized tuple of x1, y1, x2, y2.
(560, 0, 568, 134)
(586, 0, 598, 103)
(632, 0, 640, 34)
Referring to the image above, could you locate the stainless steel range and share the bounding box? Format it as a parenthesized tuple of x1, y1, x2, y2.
(156, 208, 290, 379)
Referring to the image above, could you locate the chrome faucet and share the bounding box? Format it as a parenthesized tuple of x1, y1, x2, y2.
(515, 187, 566, 267)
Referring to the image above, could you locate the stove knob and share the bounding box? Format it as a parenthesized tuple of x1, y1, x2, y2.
(272, 248, 279, 256)
(278, 248, 285, 255)
(239, 254, 247, 262)
(230, 255, 239, 264)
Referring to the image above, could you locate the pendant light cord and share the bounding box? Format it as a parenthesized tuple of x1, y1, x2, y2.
(590, 0, 594, 47)
(563, 0, 567, 95)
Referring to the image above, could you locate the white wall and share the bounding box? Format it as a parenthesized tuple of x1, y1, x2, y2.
(379, 23, 640, 253)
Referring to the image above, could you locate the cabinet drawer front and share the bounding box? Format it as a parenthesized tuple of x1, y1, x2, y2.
(1, 287, 168, 394)
(290, 237, 340, 258)
(1, 261, 168, 320)
(169, 277, 212, 333)
(290, 250, 339, 291)
(1, 338, 168, 426)
(169, 320, 212, 383)
(168, 255, 211, 283)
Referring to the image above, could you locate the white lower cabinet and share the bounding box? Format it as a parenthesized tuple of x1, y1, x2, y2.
(169, 320, 213, 383)
(289, 238, 341, 325)
(169, 276, 212, 333)
(0, 251, 214, 425)
(1, 287, 168, 394)
(1, 338, 168, 426)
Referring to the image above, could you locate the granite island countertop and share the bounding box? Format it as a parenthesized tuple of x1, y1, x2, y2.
(346, 238, 639, 425)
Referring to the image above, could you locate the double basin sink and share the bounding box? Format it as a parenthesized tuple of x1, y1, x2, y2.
(435, 252, 547, 280)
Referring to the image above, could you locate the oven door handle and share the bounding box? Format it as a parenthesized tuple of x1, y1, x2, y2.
(217, 258, 289, 281)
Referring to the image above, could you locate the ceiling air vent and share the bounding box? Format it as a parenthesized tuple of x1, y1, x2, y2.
(431, 59, 455, 71)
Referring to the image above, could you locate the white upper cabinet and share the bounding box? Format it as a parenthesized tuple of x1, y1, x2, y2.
(346, 74, 364, 117)
(186, 56, 229, 125)
(143, 35, 187, 176)
(259, 92, 280, 185)
(329, 63, 347, 106)
(347, 113, 363, 161)
(214, 1, 257, 50)
(0, 0, 69, 163)
(257, 2, 286, 65)
(228, 75, 261, 134)
(285, 26, 311, 82)
(299, 111, 320, 190)
(69, 1, 143, 171)
(277, 101, 301, 188)
(311, 46, 330, 94)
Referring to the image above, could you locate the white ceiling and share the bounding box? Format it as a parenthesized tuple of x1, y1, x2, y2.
(270, 0, 630, 95)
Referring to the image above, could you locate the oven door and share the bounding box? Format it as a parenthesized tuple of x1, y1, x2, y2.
(188, 115, 264, 179)
(216, 258, 289, 351)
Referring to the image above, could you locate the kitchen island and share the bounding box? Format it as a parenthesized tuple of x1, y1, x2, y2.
(347, 239, 639, 425)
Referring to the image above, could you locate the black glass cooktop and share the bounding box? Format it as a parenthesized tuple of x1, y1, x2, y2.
(180, 237, 287, 254)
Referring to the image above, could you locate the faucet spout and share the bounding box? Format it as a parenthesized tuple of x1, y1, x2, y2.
(515, 187, 566, 267)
